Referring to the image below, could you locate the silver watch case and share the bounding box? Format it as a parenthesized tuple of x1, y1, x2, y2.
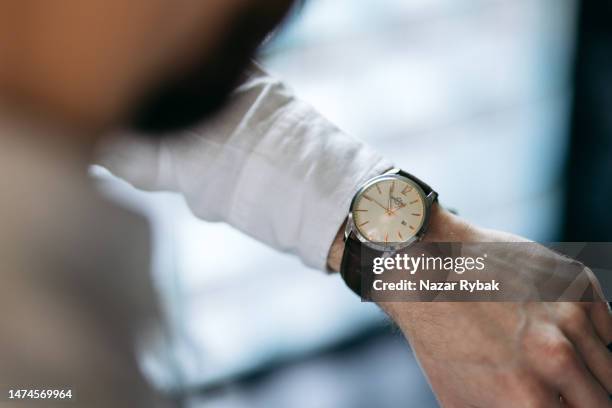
(344, 170, 438, 252)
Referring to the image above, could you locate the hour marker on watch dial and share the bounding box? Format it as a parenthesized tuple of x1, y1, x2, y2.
(352, 176, 426, 245)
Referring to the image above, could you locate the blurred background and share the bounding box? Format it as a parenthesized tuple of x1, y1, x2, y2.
(95, 0, 583, 406)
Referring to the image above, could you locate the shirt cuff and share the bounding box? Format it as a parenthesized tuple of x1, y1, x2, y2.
(300, 156, 392, 271)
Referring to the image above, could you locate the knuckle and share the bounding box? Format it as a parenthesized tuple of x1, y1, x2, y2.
(540, 338, 577, 373)
(558, 304, 589, 334)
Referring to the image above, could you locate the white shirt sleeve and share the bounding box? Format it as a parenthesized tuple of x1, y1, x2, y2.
(97, 65, 392, 270)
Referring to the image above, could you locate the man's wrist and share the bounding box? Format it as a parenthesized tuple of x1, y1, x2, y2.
(326, 220, 346, 272)
(422, 203, 472, 243)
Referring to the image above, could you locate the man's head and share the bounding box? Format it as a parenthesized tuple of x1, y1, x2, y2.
(0, 0, 294, 135)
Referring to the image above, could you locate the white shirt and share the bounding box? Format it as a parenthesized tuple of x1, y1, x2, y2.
(98, 65, 392, 270)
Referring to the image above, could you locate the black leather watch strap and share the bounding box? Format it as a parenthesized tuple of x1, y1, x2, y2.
(340, 234, 378, 298)
(394, 169, 435, 197)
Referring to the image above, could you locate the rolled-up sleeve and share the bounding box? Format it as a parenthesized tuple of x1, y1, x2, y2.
(97, 65, 392, 270)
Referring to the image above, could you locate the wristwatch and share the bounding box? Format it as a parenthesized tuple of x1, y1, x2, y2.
(340, 168, 438, 297)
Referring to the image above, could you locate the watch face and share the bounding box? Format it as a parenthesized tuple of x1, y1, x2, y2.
(352, 175, 427, 246)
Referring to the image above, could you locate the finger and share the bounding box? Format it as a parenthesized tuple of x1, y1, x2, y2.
(560, 304, 612, 394)
(590, 302, 612, 344)
(557, 352, 611, 408)
(569, 321, 612, 393)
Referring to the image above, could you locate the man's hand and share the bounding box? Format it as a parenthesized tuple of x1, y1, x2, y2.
(327, 206, 612, 407)
(384, 301, 612, 407)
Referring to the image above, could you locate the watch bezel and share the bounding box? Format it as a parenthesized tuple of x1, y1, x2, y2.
(346, 173, 435, 252)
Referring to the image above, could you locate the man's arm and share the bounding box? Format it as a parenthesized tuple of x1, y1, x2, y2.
(100, 67, 612, 407)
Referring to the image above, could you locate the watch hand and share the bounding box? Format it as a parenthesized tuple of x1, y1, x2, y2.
(371, 198, 390, 212)
(388, 202, 406, 215)
(388, 181, 394, 212)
